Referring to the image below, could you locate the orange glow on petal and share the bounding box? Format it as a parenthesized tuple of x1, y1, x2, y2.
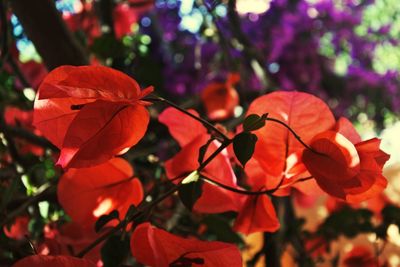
(117, 147, 130, 155)
(311, 131, 360, 171)
(93, 198, 113, 218)
(58, 158, 142, 228)
(56, 147, 79, 169)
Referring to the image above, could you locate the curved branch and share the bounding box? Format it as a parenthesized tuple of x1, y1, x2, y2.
(266, 117, 323, 155)
(146, 95, 231, 142)
(201, 175, 313, 196)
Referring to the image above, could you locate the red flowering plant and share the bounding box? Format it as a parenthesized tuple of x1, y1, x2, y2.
(0, 63, 394, 266)
(1, 0, 399, 265)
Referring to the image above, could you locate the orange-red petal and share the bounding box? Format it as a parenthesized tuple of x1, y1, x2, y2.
(333, 117, 362, 144)
(130, 223, 243, 267)
(233, 194, 280, 235)
(3, 216, 29, 240)
(57, 101, 149, 168)
(303, 131, 360, 199)
(159, 107, 207, 147)
(38, 65, 142, 102)
(303, 131, 389, 203)
(58, 158, 143, 228)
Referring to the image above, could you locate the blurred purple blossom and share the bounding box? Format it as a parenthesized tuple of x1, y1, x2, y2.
(134, 0, 400, 119)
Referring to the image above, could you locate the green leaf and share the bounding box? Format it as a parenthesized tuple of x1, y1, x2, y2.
(382, 204, 400, 226)
(95, 210, 119, 233)
(203, 215, 244, 244)
(178, 180, 203, 211)
(182, 171, 200, 184)
(91, 34, 126, 59)
(317, 207, 373, 240)
(101, 235, 130, 267)
(243, 113, 268, 132)
(38, 201, 49, 219)
(28, 217, 45, 240)
(233, 132, 258, 167)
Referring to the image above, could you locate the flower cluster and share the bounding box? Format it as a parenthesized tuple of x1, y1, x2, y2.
(6, 64, 391, 266)
(2, 0, 398, 265)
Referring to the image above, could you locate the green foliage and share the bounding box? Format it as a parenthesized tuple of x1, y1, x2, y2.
(101, 235, 130, 267)
(91, 34, 126, 60)
(202, 215, 244, 245)
(178, 180, 203, 211)
(233, 132, 258, 167)
(243, 114, 267, 132)
(318, 207, 374, 239)
(95, 210, 120, 233)
(381, 204, 400, 226)
(198, 137, 215, 165)
(28, 216, 45, 240)
(375, 204, 400, 239)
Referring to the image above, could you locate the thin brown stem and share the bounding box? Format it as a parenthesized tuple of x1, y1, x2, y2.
(202, 175, 272, 195)
(0, 114, 27, 170)
(201, 175, 313, 196)
(145, 95, 231, 142)
(25, 235, 38, 255)
(7, 55, 32, 89)
(1, 124, 58, 151)
(76, 221, 124, 258)
(198, 140, 231, 171)
(373, 237, 387, 267)
(265, 117, 322, 154)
